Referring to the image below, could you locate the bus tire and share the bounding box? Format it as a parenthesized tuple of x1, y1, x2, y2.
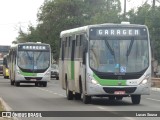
(10, 80, 14, 85)
(43, 82, 47, 87)
(82, 94, 91, 104)
(131, 95, 141, 104)
(75, 93, 81, 100)
(35, 82, 39, 87)
(66, 81, 73, 100)
(15, 82, 20, 87)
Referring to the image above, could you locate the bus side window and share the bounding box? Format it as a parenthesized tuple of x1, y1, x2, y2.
(62, 40, 65, 61)
(79, 34, 83, 58)
(82, 34, 88, 65)
(68, 37, 71, 58)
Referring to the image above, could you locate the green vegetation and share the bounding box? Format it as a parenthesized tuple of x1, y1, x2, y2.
(15, 0, 160, 63)
(15, 0, 121, 61)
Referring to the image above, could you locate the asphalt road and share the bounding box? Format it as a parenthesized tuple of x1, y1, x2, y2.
(0, 75, 160, 120)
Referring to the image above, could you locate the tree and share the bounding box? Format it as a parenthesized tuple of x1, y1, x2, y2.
(127, 3, 160, 63)
(16, 0, 121, 61)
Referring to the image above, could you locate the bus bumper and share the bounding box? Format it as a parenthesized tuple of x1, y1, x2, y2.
(87, 83, 150, 96)
(15, 72, 50, 82)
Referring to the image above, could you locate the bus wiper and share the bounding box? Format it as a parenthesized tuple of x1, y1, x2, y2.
(104, 38, 115, 57)
(126, 37, 134, 58)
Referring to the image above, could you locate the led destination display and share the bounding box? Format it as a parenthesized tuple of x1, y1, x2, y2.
(89, 27, 147, 38)
(18, 44, 50, 51)
(97, 29, 140, 36)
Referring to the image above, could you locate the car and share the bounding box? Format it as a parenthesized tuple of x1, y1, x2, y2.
(51, 64, 59, 80)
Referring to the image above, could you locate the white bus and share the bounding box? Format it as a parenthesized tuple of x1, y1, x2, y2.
(59, 22, 151, 104)
(9, 42, 51, 87)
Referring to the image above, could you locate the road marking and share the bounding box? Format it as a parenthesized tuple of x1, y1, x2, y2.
(97, 106, 106, 110)
(124, 117, 136, 120)
(36, 87, 65, 97)
(146, 98, 160, 102)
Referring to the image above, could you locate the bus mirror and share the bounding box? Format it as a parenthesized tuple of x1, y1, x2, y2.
(82, 51, 86, 65)
(83, 40, 88, 53)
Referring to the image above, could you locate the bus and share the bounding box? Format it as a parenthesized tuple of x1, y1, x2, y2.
(3, 54, 9, 79)
(0, 45, 10, 74)
(8, 42, 51, 87)
(59, 22, 151, 104)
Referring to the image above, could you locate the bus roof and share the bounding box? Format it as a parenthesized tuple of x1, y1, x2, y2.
(60, 23, 148, 37)
(11, 42, 50, 47)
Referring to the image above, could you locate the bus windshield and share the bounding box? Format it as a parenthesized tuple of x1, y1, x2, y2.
(89, 38, 149, 73)
(17, 51, 50, 72)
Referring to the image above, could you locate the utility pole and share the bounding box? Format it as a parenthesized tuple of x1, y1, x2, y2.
(152, 0, 155, 10)
(123, 0, 126, 20)
(151, 0, 156, 77)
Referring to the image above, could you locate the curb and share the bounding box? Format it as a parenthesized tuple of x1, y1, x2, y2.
(0, 98, 20, 120)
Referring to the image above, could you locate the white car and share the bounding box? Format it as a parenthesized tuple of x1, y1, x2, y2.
(51, 64, 59, 80)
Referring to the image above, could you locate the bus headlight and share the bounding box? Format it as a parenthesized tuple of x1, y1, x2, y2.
(141, 79, 148, 84)
(91, 79, 98, 85)
(88, 73, 99, 85)
(140, 75, 150, 85)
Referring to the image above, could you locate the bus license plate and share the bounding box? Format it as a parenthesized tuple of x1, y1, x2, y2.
(114, 91, 125, 95)
(30, 79, 36, 81)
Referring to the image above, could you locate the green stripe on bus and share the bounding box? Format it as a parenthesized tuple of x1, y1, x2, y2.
(20, 70, 37, 76)
(71, 61, 74, 80)
(93, 73, 127, 86)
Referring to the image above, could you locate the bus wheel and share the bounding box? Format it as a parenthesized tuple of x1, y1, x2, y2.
(35, 83, 39, 87)
(131, 95, 141, 104)
(82, 94, 91, 104)
(75, 93, 81, 100)
(10, 80, 15, 85)
(42, 82, 47, 87)
(66, 82, 73, 100)
(15, 82, 20, 87)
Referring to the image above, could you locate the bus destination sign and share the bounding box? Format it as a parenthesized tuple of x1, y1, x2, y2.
(18, 45, 50, 51)
(96, 29, 140, 36)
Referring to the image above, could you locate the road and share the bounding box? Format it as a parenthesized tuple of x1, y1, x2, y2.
(0, 75, 160, 120)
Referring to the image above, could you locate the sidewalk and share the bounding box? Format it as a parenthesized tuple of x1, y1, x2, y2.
(0, 98, 18, 120)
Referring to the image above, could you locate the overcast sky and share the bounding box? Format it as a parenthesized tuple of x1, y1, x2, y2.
(0, 0, 44, 45)
(0, 0, 154, 46)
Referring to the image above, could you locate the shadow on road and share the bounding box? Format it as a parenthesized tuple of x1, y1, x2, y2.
(68, 97, 145, 106)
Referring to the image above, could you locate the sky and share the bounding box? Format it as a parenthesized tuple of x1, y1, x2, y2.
(0, 0, 44, 46)
(0, 0, 156, 46)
